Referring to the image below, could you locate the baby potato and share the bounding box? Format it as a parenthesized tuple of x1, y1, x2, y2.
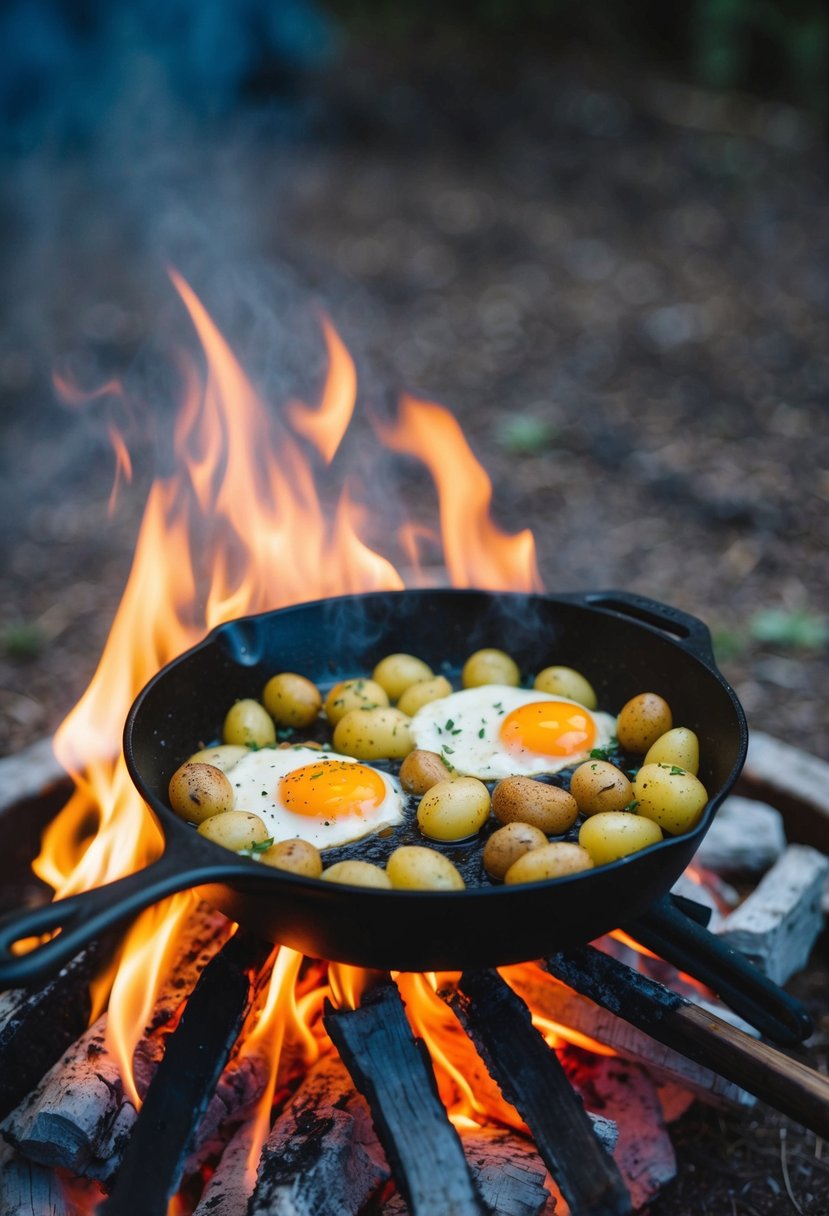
(169, 762, 236, 824)
(483, 822, 548, 882)
(632, 763, 709, 835)
(321, 860, 392, 889)
(397, 675, 453, 717)
(399, 749, 453, 795)
(188, 744, 249, 773)
(387, 845, 465, 891)
(504, 842, 594, 885)
(578, 811, 663, 866)
(461, 648, 520, 688)
(333, 706, 414, 760)
(644, 727, 700, 776)
(417, 777, 491, 842)
(198, 810, 270, 852)
(223, 699, 276, 748)
(491, 776, 578, 835)
(616, 692, 673, 754)
(569, 760, 634, 817)
(372, 653, 434, 701)
(533, 666, 597, 709)
(324, 678, 389, 726)
(260, 838, 323, 878)
(262, 672, 322, 728)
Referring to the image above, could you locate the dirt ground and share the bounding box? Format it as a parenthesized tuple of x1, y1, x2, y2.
(0, 33, 827, 1215)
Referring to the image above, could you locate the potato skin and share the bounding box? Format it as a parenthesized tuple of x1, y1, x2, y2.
(387, 845, 465, 890)
(372, 653, 434, 701)
(260, 838, 323, 878)
(644, 727, 700, 775)
(262, 672, 322, 728)
(399, 749, 453, 795)
(491, 776, 578, 835)
(188, 744, 249, 772)
(483, 822, 548, 881)
(197, 810, 270, 852)
(569, 760, 633, 816)
(504, 842, 594, 884)
(632, 763, 709, 835)
(321, 860, 392, 888)
(533, 666, 597, 709)
(169, 762, 235, 824)
(461, 648, 520, 688)
(397, 675, 453, 717)
(616, 692, 673, 753)
(324, 678, 389, 726)
(223, 699, 276, 748)
(578, 811, 663, 865)
(333, 706, 414, 760)
(416, 777, 491, 842)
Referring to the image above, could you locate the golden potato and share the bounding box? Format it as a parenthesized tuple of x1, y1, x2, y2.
(397, 675, 453, 717)
(223, 699, 276, 748)
(461, 648, 520, 688)
(416, 777, 491, 842)
(399, 749, 453, 795)
(197, 810, 270, 852)
(483, 822, 548, 882)
(644, 727, 700, 775)
(504, 842, 594, 884)
(533, 666, 597, 709)
(386, 845, 465, 890)
(491, 776, 578, 835)
(372, 653, 434, 701)
(569, 760, 634, 817)
(187, 744, 249, 773)
(578, 811, 663, 865)
(632, 763, 709, 835)
(333, 706, 414, 760)
(616, 692, 673, 753)
(321, 860, 392, 888)
(168, 762, 235, 824)
(262, 672, 321, 728)
(260, 838, 323, 878)
(324, 678, 389, 726)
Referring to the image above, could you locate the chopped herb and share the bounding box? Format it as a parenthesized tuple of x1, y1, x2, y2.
(478, 728, 485, 738)
(309, 771, 324, 780)
(451, 728, 462, 735)
(669, 765, 686, 775)
(445, 719, 455, 730)
(624, 800, 640, 812)
(442, 745, 454, 754)
(276, 728, 293, 741)
(249, 837, 274, 854)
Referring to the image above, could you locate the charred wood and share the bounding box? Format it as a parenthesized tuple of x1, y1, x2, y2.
(0, 1139, 71, 1216)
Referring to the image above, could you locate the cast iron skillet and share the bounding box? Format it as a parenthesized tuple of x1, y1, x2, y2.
(0, 590, 811, 1042)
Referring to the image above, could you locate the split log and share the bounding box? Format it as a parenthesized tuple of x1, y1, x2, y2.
(247, 1053, 391, 1216)
(737, 731, 829, 853)
(0, 1138, 71, 1216)
(324, 981, 488, 1216)
(448, 969, 631, 1216)
(694, 795, 786, 876)
(716, 845, 829, 984)
(0, 738, 66, 816)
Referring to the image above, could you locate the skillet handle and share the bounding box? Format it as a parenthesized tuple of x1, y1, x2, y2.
(577, 590, 717, 666)
(0, 840, 242, 989)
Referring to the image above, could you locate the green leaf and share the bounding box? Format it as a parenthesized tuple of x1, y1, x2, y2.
(749, 608, 829, 651)
(494, 414, 557, 456)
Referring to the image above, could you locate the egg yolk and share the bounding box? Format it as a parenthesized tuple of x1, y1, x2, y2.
(499, 700, 596, 758)
(279, 761, 388, 820)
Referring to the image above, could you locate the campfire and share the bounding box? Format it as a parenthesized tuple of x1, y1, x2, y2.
(0, 273, 827, 1216)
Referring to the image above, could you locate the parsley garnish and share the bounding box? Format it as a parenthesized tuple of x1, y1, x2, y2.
(249, 837, 274, 854)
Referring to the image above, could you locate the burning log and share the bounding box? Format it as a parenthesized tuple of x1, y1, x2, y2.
(447, 969, 632, 1216)
(247, 1053, 391, 1216)
(324, 980, 489, 1216)
(739, 731, 829, 853)
(0, 1138, 71, 1216)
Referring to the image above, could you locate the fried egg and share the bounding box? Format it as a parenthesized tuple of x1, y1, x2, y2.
(226, 746, 404, 850)
(410, 686, 616, 780)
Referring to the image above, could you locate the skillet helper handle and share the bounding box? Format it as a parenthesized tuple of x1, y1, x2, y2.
(0, 843, 223, 989)
(579, 590, 717, 666)
(623, 893, 813, 1045)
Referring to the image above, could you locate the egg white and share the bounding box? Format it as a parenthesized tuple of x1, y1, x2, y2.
(226, 746, 404, 850)
(410, 685, 616, 779)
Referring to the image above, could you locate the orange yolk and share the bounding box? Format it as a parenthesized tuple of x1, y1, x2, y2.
(499, 700, 596, 758)
(279, 760, 387, 820)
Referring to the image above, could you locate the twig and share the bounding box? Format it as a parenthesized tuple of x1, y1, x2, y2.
(779, 1127, 803, 1215)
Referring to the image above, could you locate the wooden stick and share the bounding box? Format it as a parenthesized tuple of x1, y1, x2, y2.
(449, 969, 632, 1216)
(545, 946, 829, 1139)
(324, 980, 488, 1216)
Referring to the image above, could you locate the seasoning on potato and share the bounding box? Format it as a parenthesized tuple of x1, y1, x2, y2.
(387, 845, 465, 890)
(197, 810, 271, 852)
(397, 675, 453, 717)
(399, 749, 453, 795)
(416, 777, 491, 841)
(504, 842, 594, 884)
(259, 838, 323, 878)
(324, 678, 389, 726)
(333, 706, 414, 760)
(188, 744, 249, 772)
(223, 698, 277, 748)
(169, 761, 236, 824)
(321, 860, 392, 888)
(615, 692, 672, 753)
(461, 647, 520, 688)
(262, 672, 322, 728)
(483, 822, 548, 881)
(569, 760, 634, 817)
(491, 776, 578, 834)
(372, 653, 434, 701)
(533, 665, 597, 709)
(632, 763, 709, 834)
(644, 727, 700, 775)
(578, 811, 664, 865)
